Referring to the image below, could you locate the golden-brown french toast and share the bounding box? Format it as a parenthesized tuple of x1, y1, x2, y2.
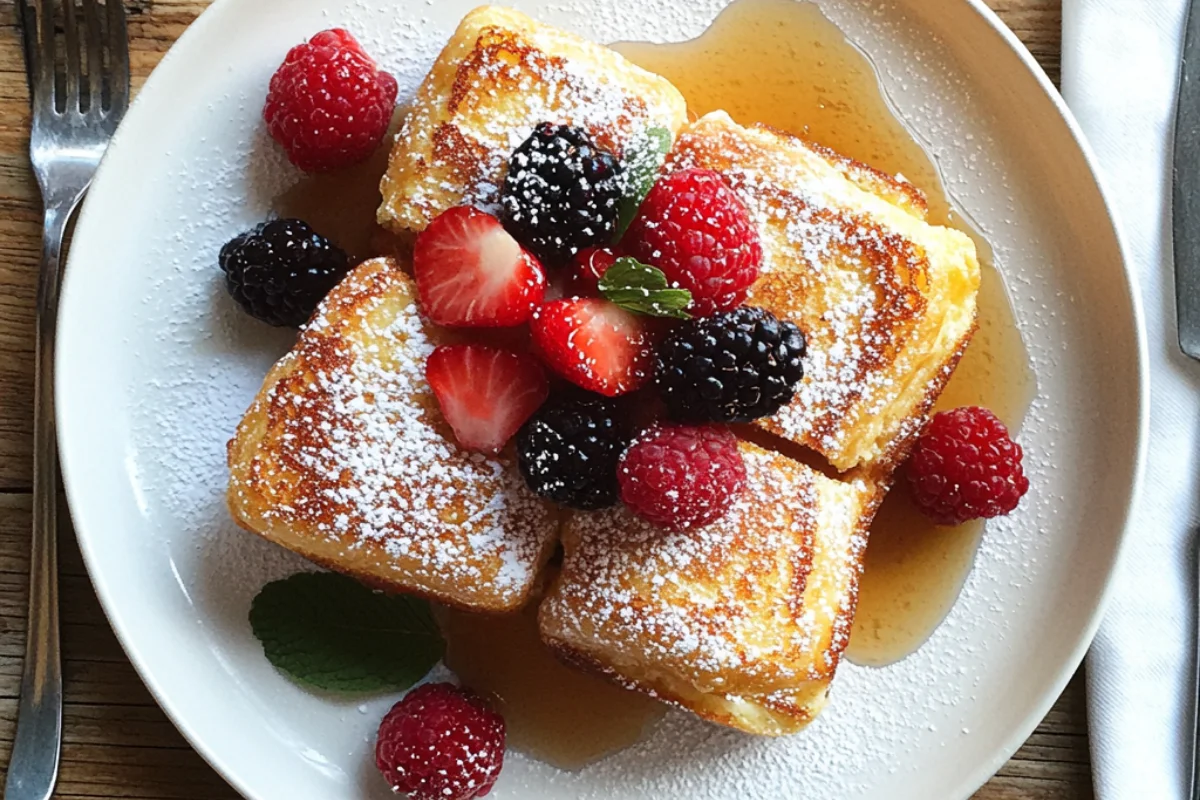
(667, 112, 980, 471)
(538, 443, 882, 734)
(226, 258, 558, 612)
(378, 5, 688, 238)
(549, 641, 832, 737)
(228, 6, 987, 738)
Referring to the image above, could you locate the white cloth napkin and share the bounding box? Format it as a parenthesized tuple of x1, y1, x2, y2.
(1062, 0, 1196, 796)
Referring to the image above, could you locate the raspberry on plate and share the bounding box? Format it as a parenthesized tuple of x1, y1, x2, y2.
(263, 28, 398, 173)
(500, 123, 624, 267)
(517, 393, 630, 510)
(375, 683, 505, 800)
(622, 167, 762, 316)
(530, 297, 654, 397)
(426, 344, 550, 454)
(906, 406, 1030, 525)
(618, 423, 746, 530)
(218, 218, 351, 327)
(656, 306, 806, 423)
(413, 206, 547, 327)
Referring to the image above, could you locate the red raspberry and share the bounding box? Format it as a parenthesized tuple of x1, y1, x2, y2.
(375, 683, 505, 800)
(264, 29, 398, 172)
(906, 406, 1030, 526)
(618, 424, 746, 530)
(622, 168, 762, 316)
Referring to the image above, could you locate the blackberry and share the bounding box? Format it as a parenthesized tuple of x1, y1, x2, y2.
(219, 218, 351, 327)
(656, 307, 806, 424)
(516, 394, 630, 510)
(500, 123, 624, 267)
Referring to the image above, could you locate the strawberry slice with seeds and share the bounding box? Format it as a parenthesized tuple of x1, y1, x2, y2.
(425, 344, 550, 454)
(413, 206, 546, 327)
(530, 298, 654, 397)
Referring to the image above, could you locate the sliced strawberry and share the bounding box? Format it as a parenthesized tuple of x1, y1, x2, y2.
(425, 344, 549, 454)
(530, 298, 654, 397)
(563, 247, 619, 298)
(413, 206, 546, 327)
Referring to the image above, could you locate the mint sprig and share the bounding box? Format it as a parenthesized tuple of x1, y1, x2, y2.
(249, 572, 444, 693)
(614, 126, 672, 240)
(599, 257, 692, 319)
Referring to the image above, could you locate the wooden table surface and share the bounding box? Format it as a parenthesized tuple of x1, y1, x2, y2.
(0, 1, 1087, 798)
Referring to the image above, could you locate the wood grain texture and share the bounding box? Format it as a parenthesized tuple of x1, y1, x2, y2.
(0, 1, 1086, 798)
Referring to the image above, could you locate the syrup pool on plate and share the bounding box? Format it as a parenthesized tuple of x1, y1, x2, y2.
(617, 0, 1037, 667)
(436, 605, 666, 769)
(847, 276, 1035, 667)
(274, 145, 390, 258)
(274, 110, 406, 258)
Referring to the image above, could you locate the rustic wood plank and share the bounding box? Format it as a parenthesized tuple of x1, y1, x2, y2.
(989, 0, 1062, 85)
(0, 1, 1087, 798)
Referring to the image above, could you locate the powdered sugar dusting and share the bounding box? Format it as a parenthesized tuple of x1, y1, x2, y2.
(549, 450, 814, 687)
(667, 112, 976, 470)
(376, 6, 687, 235)
(543, 446, 874, 700)
(228, 261, 556, 607)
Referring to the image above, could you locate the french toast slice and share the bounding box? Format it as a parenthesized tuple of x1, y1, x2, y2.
(539, 443, 882, 734)
(226, 258, 558, 612)
(667, 112, 981, 471)
(378, 5, 688, 238)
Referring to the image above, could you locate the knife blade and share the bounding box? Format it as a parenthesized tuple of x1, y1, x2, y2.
(1173, 7, 1200, 800)
(1174, 0, 1200, 360)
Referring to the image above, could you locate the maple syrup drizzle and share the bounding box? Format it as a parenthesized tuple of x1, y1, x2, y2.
(302, 0, 1038, 767)
(847, 267, 1035, 667)
(617, 0, 1036, 668)
(274, 110, 407, 260)
(436, 606, 665, 769)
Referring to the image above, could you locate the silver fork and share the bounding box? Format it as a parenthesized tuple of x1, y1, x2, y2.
(6, 2, 128, 799)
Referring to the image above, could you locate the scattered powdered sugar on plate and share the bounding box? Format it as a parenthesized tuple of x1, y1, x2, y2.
(62, 0, 1126, 798)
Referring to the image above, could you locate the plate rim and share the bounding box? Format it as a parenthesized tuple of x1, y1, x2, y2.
(53, 1, 1149, 798)
(937, 4, 1148, 789)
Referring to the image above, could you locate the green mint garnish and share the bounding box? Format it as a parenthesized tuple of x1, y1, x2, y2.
(249, 572, 444, 693)
(599, 257, 692, 319)
(613, 126, 672, 240)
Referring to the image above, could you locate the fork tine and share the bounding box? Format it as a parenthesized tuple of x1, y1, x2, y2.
(104, 0, 129, 115)
(63, 0, 80, 111)
(81, 0, 102, 113)
(36, 0, 57, 113)
(17, 0, 38, 96)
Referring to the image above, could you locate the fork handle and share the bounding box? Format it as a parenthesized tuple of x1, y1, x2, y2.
(5, 197, 79, 800)
(1193, 525, 1200, 800)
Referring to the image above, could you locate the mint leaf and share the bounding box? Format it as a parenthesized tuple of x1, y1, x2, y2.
(249, 572, 444, 693)
(599, 257, 692, 319)
(614, 126, 672, 240)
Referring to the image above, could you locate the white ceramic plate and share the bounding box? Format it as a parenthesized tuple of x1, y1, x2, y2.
(55, 0, 1146, 798)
